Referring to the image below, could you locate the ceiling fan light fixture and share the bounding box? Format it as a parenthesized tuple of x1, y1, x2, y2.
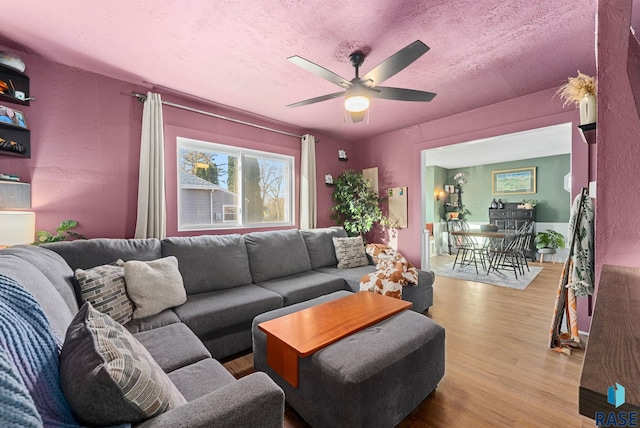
(344, 95, 369, 112)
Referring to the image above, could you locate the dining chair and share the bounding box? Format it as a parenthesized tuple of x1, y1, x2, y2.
(486, 221, 532, 279)
(452, 221, 489, 274)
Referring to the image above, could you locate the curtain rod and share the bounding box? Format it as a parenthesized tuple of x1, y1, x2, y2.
(131, 92, 305, 139)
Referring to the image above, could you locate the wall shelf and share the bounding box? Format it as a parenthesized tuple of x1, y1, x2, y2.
(578, 122, 596, 145)
(0, 62, 31, 158)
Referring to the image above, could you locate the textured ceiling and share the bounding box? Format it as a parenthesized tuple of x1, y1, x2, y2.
(0, 0, 597, 141)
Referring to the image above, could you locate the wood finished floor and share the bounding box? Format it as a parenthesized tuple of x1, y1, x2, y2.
(223, 256, 595, 427)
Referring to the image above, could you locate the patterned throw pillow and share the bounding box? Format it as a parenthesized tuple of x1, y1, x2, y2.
(59, 302, 187, 426)
(332, 236, 370, 269)
(74, 260, 135, 325)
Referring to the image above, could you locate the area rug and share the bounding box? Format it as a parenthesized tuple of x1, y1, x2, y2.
(431, 262, 543, 290)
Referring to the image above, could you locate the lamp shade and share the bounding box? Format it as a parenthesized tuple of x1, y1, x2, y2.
(344, 95, 370, 113)
(0, 211, 35, 246)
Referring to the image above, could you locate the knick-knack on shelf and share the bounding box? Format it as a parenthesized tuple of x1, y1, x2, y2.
(497, 199, 504, 209)
(490, 198, 498, 209)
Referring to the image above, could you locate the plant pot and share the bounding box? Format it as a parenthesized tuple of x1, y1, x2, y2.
(449, 212, 459, 219)
(537, 247, 556, 255)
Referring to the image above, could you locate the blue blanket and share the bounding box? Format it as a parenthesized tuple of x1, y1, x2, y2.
(0, 273, 78, 427)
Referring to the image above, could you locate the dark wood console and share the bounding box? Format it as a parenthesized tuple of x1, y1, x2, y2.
(579, 265, 640, 419)
(488, 202, 536, 259)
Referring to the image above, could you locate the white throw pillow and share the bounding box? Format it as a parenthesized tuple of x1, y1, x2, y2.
(124, 256, 187, 319)
(332, 236, 369, 269)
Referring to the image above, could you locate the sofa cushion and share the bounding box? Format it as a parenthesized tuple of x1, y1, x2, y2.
(173, 285, 283, 337)
(60, 302, 187, 426)
(124, 257, 187, 319)
(315, 265, 376, 292)
(332, 236, 369, 268)
(168, 358, 236, 402)
(301, 227, 348, 269)
(244, 229, 312, 283)
(4, 245, 79, 314)
(256, 271, 347, 306)
(0, 254, 76, 338)
(74, 260, 135, 324)
(134, 323, 211, 373)
(43, 238, 162, 270)
(161, 234, 253, 293)
(124, 309, 182, 334)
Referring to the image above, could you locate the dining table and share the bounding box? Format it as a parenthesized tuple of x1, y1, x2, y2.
(450, 229, 516, 276)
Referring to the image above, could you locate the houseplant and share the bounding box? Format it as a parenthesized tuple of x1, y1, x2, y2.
(330, 170, 388, 238)
(35, 219, 86, 244)
(534, 229, 565, 257)
(556, 71, 597, 124)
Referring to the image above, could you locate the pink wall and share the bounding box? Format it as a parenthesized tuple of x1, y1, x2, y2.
(0, 49, 351, 239)
(0, 49, 147, 238)
(596, 0, 640, 270)
(352, 88, 591, 328)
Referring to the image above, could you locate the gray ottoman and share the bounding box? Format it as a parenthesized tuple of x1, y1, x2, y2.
(252, 291, 445, 428)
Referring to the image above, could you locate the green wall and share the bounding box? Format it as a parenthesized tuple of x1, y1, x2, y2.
(436, 154, 570, 223)
(425, 166, 448, 223)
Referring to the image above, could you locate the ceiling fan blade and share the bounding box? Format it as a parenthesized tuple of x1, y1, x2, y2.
(350, 111, 366, 123)
(286, 91, 345, 108)
(288, 56, 353, 88)
(361, 40, 429, 86)
(372, 86, 436, 102)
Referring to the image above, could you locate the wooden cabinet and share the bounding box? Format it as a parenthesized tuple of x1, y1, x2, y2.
(488, 202, 536, 259)
(0, 63, 31, 158)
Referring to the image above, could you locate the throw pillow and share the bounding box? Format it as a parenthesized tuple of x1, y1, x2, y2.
(59, 302, 187, 426)
(332, 236, 369, 269)
(124, 256, 186, 319)
(74, 259, 135, 325)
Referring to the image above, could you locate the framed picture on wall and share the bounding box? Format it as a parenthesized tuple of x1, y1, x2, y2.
(0, 104, 27, 129)
(492, 167, 536, 195)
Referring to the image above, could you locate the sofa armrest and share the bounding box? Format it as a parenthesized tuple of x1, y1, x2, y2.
(135, 372, 284, 428)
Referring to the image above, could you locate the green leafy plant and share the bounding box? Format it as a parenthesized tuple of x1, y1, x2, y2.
(534, 229, 565, 249)
(35, 220, 87, 244)
(329, 170, 388, 238)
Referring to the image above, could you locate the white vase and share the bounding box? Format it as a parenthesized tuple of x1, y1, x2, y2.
(579, 94, 596, 125)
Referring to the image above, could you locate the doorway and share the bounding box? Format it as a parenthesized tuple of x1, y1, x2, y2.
(420, 122, 573, 269)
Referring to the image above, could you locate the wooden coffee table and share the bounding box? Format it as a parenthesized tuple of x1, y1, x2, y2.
(258, 292, 411, 387)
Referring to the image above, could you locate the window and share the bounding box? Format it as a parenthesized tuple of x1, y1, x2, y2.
(177, 137, 294, 230)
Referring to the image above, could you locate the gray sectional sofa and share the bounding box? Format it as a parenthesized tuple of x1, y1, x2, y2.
(45, 226, 435, 361)
(0, 226, 435, 426)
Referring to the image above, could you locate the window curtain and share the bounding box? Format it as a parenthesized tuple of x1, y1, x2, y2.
(300, 134, 317, 229)
(134, 92, 166, 239)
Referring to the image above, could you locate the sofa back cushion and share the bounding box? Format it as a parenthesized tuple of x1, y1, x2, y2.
(161, 234, 253, 293)
(43, 238, 162, 270)
(244, 229, 312, 283)
(300, 227, 348, 269)
(0, 246, 78, 338)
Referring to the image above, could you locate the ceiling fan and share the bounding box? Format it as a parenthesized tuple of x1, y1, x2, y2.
(286, 40, 436, 123)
